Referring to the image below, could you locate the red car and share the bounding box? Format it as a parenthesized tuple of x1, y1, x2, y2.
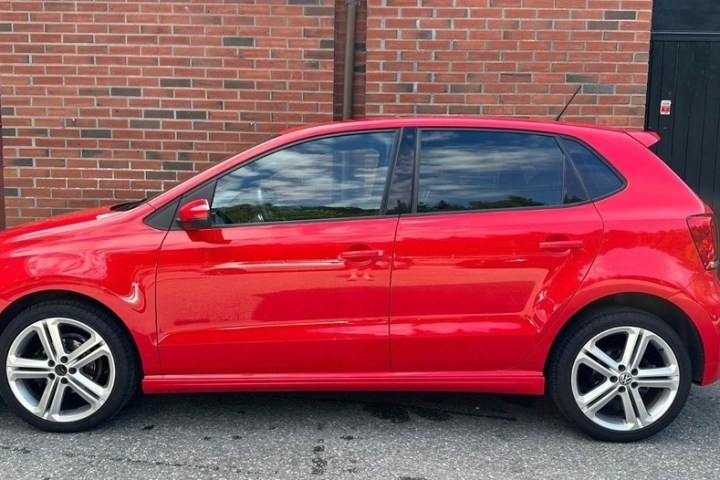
(0, 118, 718, 441)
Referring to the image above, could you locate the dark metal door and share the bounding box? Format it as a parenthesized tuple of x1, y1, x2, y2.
(646, 0, 720, 212)
(646, 38, 720, 212)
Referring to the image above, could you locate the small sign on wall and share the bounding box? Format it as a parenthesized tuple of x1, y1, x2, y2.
(660, 100, 672, 116)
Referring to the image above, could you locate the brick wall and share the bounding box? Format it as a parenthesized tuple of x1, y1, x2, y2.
(0, 0, 652, 225)
(366, 0, 651, 125)
(0, 0, 335, 225)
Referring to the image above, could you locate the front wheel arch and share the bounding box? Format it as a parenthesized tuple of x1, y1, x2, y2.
(0, 299, 140, 431)
(0, 290, 143, 379)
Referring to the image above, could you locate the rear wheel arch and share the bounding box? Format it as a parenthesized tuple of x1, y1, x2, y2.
(545, 293, 704, 383)
(0, 290, 143, 378)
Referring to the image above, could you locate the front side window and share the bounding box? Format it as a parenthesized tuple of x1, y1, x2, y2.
(417, 130, 585, 213)
(210, 131, 397, 224)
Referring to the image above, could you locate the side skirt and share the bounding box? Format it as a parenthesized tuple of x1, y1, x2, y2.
(142, 371, 545, 395)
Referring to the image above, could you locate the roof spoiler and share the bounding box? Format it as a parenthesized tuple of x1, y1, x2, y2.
(625, 130, 660, 148)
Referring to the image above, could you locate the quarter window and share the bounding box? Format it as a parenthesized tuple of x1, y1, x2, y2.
(211, 131, 397, 224)
(562, 138, 624, 199)
(417, 130, 584, 213)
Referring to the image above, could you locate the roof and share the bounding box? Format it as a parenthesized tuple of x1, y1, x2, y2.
(277, 116, 639, 138)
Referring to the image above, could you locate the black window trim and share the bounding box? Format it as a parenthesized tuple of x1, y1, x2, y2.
(382, 127, 416, 215)
(557, 138, 592, 203)
(411, 127, 421, 214)
(404, 127, 598, 218)
(152, 129, 403, 230)
(379, 127, 406, 215)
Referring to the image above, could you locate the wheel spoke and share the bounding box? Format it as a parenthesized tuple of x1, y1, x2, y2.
(619, 389, 640, 427)
(32, 324, 57, 363)
(636, 378, 679, 389)
(583, 344, 620, 372)
(637, 365, 676, 378)
(619, 327, 643, 368)
(578, 380, 616, 411)
(70, 343, 111, 370)
(6, 356, 53, 381)
(33, 377, 59, 418)
(67, 374, 107, 409)
(628, 333, 652, 371)
(47, 382, 67, 419)
(7, 356, 51, 370)
(584, 387, 618, 416)
(44, 319, 67, 359)
(636, 365, 678, 390)
(629, 388, 651, 427)
(66, 334, 104, 365)
(7, 369, 52, 381)
(577, 350, 615, 378)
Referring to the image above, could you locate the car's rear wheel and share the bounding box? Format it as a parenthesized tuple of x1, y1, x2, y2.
(0, 300, 138, 432)
(549, 308, 691, 442)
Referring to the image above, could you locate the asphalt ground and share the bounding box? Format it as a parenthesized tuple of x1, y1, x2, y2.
(0, 383, 719, 480)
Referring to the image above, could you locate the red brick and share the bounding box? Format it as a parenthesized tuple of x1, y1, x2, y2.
(1, 0, 650, 224)
(0, 0, 335, 223)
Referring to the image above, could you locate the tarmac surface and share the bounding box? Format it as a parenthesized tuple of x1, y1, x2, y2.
(0, 384, 719, 479)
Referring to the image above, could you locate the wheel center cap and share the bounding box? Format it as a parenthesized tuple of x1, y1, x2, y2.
(618, 372, 633, 385)
(54, 364, 68, 376)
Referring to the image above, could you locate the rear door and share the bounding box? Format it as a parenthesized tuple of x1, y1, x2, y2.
(390, 129, 604, 372)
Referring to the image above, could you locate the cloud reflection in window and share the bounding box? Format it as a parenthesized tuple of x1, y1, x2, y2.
(212, 132, 396, 223)
(418, 130, 566, 212)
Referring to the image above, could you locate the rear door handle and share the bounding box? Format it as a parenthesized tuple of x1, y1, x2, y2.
(539, 240, 584, 252)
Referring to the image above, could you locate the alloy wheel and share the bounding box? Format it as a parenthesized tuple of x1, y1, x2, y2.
(6, 317, 116, 423)
(571, 326, 680, 432)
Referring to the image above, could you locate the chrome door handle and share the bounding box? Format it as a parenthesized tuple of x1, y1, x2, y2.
(539, 240, 584, 252)
(339, 250, 384, 260)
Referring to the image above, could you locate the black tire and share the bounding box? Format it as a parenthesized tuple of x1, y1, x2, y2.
(0, 300, 139, 432)
(548, 307, 692, 442)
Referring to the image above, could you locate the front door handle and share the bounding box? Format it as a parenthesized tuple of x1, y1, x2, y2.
(339, 249, 384, 260)
(539, 240, 584, 253)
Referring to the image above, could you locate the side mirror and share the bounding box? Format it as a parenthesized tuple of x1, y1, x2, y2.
(177, 199, 212, 230)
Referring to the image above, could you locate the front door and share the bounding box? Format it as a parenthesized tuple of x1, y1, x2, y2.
(155, 131, 399, 375)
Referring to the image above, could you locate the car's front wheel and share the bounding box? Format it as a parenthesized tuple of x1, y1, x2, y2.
(0, 300, 138, 432)
(549, 308, 692, 442)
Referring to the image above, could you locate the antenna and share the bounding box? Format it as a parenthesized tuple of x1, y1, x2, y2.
(555, 85, 582, 121)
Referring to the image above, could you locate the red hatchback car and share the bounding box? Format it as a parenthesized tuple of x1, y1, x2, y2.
(0, 118, 718, 441)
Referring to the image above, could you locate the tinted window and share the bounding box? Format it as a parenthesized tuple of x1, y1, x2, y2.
(563, 138, 623, 199)
(417, 130, 579, 212)
(211, 131, 397, 224)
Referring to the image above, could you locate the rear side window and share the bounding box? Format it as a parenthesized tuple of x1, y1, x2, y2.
(416, 130, 586, 213)
(562, 138, 624, 199)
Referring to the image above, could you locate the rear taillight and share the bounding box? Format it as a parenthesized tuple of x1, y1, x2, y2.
(687, 214, 718, 270)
